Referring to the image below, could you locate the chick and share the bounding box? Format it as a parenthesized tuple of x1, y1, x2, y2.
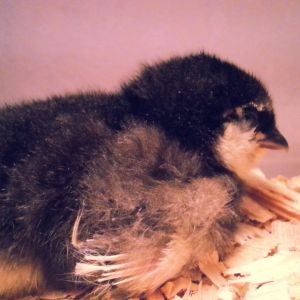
(0, 53, 288, 299)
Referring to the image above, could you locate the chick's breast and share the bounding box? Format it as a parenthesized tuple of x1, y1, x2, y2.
(75, 124, 241, 296)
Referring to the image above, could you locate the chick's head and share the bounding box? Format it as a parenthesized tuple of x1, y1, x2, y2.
(123, 53, 288, 175)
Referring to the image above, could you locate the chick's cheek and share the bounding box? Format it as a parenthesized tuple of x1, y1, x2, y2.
(216, 123, 261, 176)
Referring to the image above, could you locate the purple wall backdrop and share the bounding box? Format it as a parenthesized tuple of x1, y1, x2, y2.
(1, 0, 299, 177)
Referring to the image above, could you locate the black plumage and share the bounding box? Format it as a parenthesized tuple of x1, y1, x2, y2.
(0, 53, 288, 299)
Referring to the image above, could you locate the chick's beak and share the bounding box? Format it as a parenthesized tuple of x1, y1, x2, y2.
(257, 127, 289, 150)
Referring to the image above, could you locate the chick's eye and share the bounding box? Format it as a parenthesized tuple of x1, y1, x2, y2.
(223, 107, 242, 122)
(244, 107, 258, 123)
(257, 110, 275, 131)
(223, 111, 236, 122)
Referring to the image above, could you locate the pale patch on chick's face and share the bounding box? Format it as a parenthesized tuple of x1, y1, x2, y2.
(216, 121, 267, 178)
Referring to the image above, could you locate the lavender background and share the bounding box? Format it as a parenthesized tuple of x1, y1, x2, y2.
(1, 0, 299, 177)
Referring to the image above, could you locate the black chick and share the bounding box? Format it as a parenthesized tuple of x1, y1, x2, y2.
(0, 53, 288, 299)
